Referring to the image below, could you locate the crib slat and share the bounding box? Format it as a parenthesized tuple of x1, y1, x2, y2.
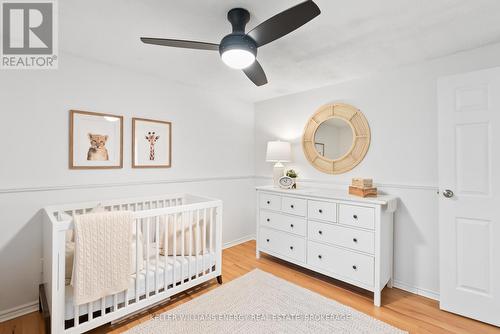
(203, 208, 207, 275)
(101, 297, 105, 315)
(135, 219, 140, 304)
(145, 217, 150, 299)
(164, 215, 168, 289)
(113, 293, 117, 312)
(209, 207, 213, 273)
(181, 211, 185, 284)
(155, 216, 159, 294)
(173, 213, 177, 286)
(196, 209, 200, 278)
(188, 210, 193, 282)
(74, 305, 79, 326)
(89, 301, 93, 320)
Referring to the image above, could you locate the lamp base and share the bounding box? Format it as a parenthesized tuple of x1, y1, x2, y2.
(273, 162, 285, 187)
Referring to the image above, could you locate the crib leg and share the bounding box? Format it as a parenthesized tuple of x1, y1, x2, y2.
(216, 275, 223, 285)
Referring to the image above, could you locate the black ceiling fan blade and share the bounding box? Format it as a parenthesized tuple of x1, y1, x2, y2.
(247, 1, 320, 47)
(243, 60, 268, 86)
(140, 37, 219, 51)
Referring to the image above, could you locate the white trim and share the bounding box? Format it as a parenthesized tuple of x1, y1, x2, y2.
(0, 175, 255, 194)
(0, 301, 39, 323)
(256, 175, 438, 191)
(223, 235, 255, 249)
(0, 175, 439, 194)
(393, 280, 440, 301)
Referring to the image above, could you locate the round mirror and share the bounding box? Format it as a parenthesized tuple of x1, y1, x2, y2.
(314, 118, 353, 160)
(302, 103, 370, 174)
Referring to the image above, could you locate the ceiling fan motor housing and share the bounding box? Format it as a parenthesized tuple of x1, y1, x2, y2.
(219, 34, 257, 57)
(219, 8, 257, 57)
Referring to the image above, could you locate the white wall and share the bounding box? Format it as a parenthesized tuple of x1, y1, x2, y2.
(255, 42, 500, 299)
(0, 54, 255, 315)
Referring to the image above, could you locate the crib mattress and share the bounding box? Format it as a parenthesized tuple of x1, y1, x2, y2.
(64, 252, 216, 320)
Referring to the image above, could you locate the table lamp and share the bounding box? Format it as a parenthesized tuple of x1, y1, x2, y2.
(266, 141, 291, 187)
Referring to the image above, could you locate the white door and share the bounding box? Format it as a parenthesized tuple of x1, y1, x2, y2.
(438, 67, 500, 326)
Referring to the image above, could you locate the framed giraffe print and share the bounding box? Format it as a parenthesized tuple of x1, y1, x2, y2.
(132, 117, 172, 168)
(69, 110, 124, 169)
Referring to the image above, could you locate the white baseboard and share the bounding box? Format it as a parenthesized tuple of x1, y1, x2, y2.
(393, 280, 439, 301)
(223, 235, 255, 249)
(0, 301, 39, 323)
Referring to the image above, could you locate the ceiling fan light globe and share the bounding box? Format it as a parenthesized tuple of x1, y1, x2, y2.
(221, 49, 255, 69)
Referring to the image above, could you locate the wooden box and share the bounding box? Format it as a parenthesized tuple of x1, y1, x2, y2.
(349, 186, 377, 198)
(352, 178, 373, 188)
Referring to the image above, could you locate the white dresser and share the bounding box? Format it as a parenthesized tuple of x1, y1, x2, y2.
(256, 186, 398, 306)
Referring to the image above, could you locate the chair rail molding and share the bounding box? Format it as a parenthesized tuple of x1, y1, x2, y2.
(0, 175, 256, 194)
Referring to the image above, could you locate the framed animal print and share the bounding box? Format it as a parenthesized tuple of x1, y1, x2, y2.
(69, 110, 123, 169)
(132, 118, 172, 168)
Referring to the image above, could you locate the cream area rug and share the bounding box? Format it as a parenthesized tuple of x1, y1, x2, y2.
(125, 269, 407, 334)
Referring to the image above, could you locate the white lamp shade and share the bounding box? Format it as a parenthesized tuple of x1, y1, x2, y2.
(266, 141, 291, 162)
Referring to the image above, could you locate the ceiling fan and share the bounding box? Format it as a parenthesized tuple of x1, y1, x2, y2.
(140, 1, 320, 86)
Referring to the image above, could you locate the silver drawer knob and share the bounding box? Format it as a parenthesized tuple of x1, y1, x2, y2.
(443, 189, 454, 198)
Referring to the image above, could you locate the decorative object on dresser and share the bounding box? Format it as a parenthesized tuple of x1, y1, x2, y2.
(285, 169, 298, 189)
(69, 110, 123, 169)
(349, 177, 377, 198)
(278, 176, 294, 189)
(132, 118, 172, 168)
(256, 186, 397, 306)
(266, 141, 291, 187)
(352, 177, 373, 188)
(302, 103, 370, 174)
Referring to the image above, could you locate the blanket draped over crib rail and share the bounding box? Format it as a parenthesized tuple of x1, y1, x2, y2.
(73, 211, 133, 305)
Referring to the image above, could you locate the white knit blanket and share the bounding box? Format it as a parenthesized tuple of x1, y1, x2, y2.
(72, 211, 133, 305)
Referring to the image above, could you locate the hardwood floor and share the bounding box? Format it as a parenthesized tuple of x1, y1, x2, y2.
(1, 240, 499, 334)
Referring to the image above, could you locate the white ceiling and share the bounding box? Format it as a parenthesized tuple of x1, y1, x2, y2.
(60, 0, 500, 102)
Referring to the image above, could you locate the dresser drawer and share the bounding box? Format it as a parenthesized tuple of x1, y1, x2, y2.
(338, 204, 375, 230)
(308, 200, 336, 222)
(308, 221, 374, 254)
(260, 193, 282, 211)
(307, 241, 374, 286)
(260, 227, 306, 263)
(259, 211, 307, 236)
(282, 196, 307, 216)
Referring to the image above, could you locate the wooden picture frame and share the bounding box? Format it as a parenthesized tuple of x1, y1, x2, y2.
(132, 117, 172, 168)
(314, 142, 325, 156)
(69, 110, 123, 169)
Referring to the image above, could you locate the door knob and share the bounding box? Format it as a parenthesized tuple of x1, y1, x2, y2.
(443, 189, 454, 198)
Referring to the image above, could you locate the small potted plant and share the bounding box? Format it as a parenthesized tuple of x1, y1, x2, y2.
(286, 169, 298, 189)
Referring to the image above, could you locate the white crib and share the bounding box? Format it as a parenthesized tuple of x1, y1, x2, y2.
(41, 193, 223, 334)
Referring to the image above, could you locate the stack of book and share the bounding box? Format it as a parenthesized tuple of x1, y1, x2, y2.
(348, 178, 377, 197)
